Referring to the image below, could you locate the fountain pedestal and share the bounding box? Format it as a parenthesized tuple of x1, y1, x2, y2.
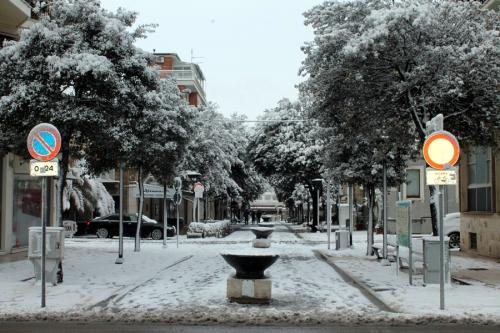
(227, 275, 272, 304)
(221, 253, 279, 304)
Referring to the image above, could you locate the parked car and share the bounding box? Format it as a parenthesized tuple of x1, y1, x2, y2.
(78, 214, 177, 240)
(442, 212, 461, 249)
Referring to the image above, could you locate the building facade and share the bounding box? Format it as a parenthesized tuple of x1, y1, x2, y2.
(458, 145, 500, 258)
(454, 0, 500, 259)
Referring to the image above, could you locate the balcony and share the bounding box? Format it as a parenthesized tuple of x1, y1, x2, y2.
(159, 68, 206, 105)
(0, 0, 32, 38)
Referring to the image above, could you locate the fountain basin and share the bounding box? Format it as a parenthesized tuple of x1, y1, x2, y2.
(221, 252, 279, 279)
(250, 227, 274, 239)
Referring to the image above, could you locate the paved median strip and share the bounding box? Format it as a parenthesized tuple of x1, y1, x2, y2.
(313, 250, 398, 313)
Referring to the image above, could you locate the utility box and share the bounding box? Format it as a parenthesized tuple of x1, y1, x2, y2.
(28, 227, 65, 285)
(335, 230, 350, 250)
(423, 236, 450, 284)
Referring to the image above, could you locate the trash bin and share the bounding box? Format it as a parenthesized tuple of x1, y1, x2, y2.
(28, 227, 65, 285)
(423, 236, 450, 284)
(335, 230, 350, 250)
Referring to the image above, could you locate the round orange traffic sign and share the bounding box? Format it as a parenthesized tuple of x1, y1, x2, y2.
(423, 131, 460, 170)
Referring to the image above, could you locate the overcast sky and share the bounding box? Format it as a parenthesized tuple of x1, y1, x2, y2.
(99, 0, 323, 119)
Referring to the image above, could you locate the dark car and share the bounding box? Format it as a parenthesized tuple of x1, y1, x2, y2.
(79, 214, 177, 240)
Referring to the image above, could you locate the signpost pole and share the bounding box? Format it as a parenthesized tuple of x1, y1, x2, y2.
(176, 205, 180, 249)
(383, 163, 388, 259)
(26, 123, 64, 308)
(316, 188, 319, 230)
(116, 162, 124, 264)
(439, 185, 445, 310)
(41, 176, 48, 308)
(349, 184, 353, 246)
(163, 183, 168, 248)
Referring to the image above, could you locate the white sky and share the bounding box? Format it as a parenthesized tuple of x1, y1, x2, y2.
(99, 0, 323, 119)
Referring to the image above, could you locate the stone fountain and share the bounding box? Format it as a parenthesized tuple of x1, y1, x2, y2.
(221, 251, 279, 304)
(250, 227, 274, 248)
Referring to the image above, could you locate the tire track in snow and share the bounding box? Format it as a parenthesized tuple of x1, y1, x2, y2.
(84, 255, 193, 311)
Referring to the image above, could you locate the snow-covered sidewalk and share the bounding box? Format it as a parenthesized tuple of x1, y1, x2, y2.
(0, 224, 499, 325)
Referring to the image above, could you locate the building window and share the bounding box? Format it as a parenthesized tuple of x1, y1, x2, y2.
(404, 166, 424, 201)
(12, 177, 42, 248)
(467, 147, 492, 212)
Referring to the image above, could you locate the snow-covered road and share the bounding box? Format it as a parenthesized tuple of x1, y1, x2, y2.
(1, 223, 499, 325)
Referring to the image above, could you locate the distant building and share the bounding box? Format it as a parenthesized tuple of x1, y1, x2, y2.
(153, 53, 207, 107)
(250, 191, 286, 222)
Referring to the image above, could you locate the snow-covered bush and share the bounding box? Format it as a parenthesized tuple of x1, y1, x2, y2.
(188, 220, 231, 237)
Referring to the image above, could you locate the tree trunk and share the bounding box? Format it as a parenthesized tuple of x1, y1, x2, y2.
(135, 166, 144, 252)
(58, 135, 71, 227)
(163, 182, 168, 247)
(406, 91, 439, 236)
(309, 187, 318, 232)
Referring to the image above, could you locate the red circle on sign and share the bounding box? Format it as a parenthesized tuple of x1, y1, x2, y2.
(423, 131, 460, 170)
(27, 123, 62, 161)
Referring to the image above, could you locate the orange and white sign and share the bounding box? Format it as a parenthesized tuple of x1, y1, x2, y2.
(423, 131, 460, 170)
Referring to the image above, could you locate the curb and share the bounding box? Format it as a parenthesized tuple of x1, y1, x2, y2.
(314, 250, 399, 313)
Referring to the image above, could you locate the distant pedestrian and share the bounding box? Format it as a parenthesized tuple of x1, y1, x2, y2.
(251, 211, 256, 224)
(244, 208, 250, 224)
(256, 211, 262, 223)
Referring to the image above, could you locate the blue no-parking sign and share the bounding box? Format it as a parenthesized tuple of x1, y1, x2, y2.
(27, 123, 61, 161)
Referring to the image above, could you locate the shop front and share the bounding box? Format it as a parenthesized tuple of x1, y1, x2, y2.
(1, 154, 55, 255)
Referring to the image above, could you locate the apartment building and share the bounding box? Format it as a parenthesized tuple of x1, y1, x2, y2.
(153, 52, 207, 107)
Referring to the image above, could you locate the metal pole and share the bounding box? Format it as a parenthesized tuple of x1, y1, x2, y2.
(316, 188, 320, 230)
(116, 162, 124, 264)
(327, 182, 331, 249)
(41, 177, 48, 308)
(176, 204, 180, 248)
(192, 197, 196, 223)
(348, 184, 354, 246)
(197, 198, 200, 222)
(163, 183, 168, 248)
(439, 185, 445, 310)
(383, 163, 388, 259)
(408, 203, 413, 285)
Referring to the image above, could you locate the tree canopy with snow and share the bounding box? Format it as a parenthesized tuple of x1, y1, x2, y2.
(300, 0, 500, 234)
(248, 98, 324, 229)
(179, 106, 264, 205)
(0, 0, 160, 221)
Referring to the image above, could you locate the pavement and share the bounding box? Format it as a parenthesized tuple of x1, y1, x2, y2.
(451, 251, 500, 286)
(2, 322, 500, 333)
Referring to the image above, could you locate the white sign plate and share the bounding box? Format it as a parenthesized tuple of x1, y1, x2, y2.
(30, 160, 59, 177)
(426, 169, 457, 185)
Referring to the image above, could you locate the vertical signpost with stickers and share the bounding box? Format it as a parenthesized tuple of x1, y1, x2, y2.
(396, 200, 412, 285)
(423, 130, 460, 310)
(27, 123, 61, 308)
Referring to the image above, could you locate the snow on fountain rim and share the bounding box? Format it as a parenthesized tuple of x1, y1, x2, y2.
(249, 227, 274, 231)
(220, 248, 279, 256)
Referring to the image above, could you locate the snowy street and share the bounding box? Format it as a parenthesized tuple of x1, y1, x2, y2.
(1, 223, 499, 326)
